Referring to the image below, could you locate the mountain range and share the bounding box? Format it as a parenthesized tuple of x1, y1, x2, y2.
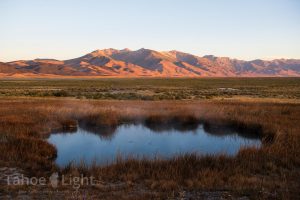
(1, 48, 300, 77)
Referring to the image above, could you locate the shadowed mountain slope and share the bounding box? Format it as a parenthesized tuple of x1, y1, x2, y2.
(2, 49, 300, 77)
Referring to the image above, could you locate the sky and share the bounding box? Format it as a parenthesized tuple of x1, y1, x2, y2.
(0, 0, 300, 62)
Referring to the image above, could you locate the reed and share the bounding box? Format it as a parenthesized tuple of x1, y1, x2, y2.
(0, 98, 299, 198)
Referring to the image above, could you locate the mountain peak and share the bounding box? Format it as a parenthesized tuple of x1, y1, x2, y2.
(136, 48, 153, 52)
(3, 48, 300, 77)
(121, 48, 131, 52)
(89, 48, 119, 57)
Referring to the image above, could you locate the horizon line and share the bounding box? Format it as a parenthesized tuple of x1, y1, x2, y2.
(1, 48, 299, 62)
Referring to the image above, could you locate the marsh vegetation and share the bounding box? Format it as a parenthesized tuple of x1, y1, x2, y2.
(0, 96, 299, 199)
(0, 77, 299, 100)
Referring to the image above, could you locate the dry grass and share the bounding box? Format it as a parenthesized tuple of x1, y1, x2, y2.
(1, 77, 300, 100)
(0, 97, 299, 199)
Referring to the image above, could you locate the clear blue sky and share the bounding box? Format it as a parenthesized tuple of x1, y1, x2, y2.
(1, 0, 299, 61)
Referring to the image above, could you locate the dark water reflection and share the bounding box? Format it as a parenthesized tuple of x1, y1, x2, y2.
(48, 123, 262, 167)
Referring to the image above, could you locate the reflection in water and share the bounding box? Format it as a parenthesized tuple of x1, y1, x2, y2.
(143, 118, 200, 133)
(79, 121, 118, 140)
(202, 122, 263, 140)
(48, 123, 262, 167)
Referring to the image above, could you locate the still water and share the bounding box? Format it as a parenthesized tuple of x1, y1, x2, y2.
(48, 123, 261, 167)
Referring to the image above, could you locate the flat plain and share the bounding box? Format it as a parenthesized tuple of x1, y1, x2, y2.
(0, 78, 299, 199)
(0, 77, 299, 100)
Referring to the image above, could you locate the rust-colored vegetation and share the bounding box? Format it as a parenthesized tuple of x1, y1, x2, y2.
(0, 98, 299, 198)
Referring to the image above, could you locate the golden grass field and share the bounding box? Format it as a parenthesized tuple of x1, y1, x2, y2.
(0, 95, 299, 199)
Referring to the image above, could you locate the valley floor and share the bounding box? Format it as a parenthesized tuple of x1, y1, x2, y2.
(0, 78, 299, 199)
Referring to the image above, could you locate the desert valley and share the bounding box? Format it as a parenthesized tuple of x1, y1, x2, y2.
(1, 0, 300, 199)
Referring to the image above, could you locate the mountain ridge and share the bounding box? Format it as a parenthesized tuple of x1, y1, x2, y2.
(1, 48, 300, 77)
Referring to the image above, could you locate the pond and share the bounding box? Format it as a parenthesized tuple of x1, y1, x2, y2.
(47, 123, 262, 167)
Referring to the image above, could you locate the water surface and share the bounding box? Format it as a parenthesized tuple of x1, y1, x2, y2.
(48, 123, 261, 167)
